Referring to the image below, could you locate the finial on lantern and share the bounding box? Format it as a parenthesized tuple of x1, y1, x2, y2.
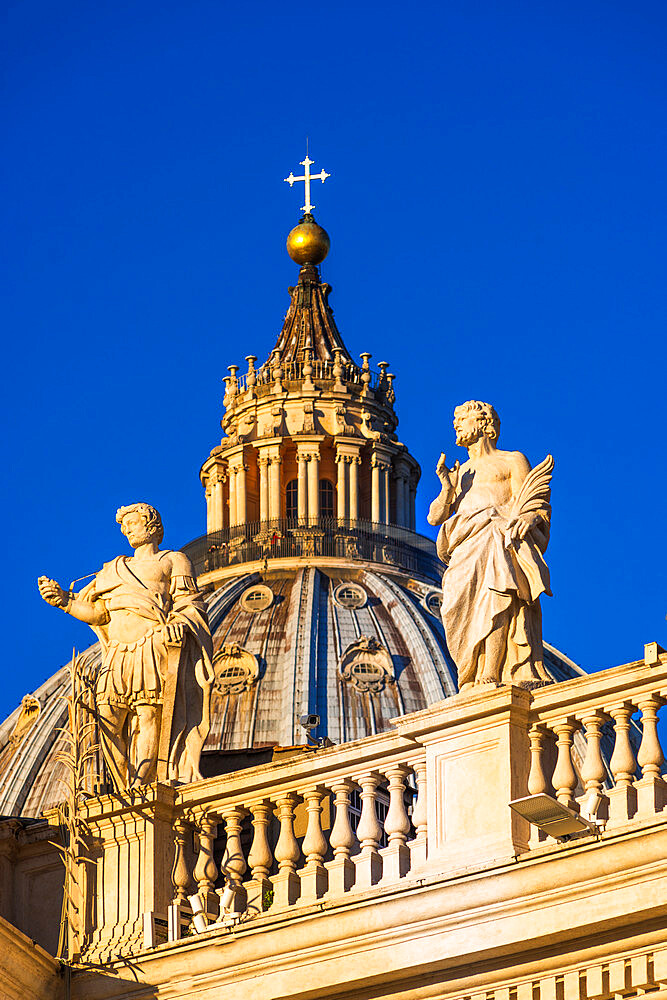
(284, 148, 332, 266)
(284, 152, 331, 215)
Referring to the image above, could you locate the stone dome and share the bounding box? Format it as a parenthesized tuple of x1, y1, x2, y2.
(0, 556, 584, 818)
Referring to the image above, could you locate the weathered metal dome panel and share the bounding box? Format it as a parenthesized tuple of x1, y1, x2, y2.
(0, 565, 585, 818)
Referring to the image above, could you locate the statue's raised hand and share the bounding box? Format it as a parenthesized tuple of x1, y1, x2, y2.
(436, 453, 460, 492)
(38, 576, 68, 608)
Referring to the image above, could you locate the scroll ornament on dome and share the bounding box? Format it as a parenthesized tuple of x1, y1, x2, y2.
(339, 636, 395, 693)
(9, 695, 41, 747)
(213, 643, 260, 694)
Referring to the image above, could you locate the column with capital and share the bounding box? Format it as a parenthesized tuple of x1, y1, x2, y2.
(297, 452, 308, 523)
(383, 462, 391, 525)
(269, 454, 281, 521)
(259, 456, 270, 523)
(205, 480, 213, 534)
(371, 456, 381, 524)
(307, 448, 320, 521)
(409, 474, 417, 531)
(349, 456, 360, 523)
(236, 463, 247, 526)
(213, 473, 226, 532)
(394, 471, 406, 527)
(336, 454, 348, 523)
(228, 466, 238, 527)
(394, 460, 410, 528)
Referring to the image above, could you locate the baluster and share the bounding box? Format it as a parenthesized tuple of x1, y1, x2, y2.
(168, 817, 191, 941)
(579, 710, 609, 822)
(607, 701, 638, 826)
(171, 817, 190, 904)
(245, 799, 274, 915)
(192, 812, 219, 918)
(408, 760, 427, 869)
(354, 772, 383, 889)
(551, 719, 579, 810)
(636, 695, 667, 817)
(527, 725, 552, 795)
(271, 792, 301, 909)
(218, 806, 247, 916)
(326, 779, 357, 896)
(381, 764, 411, 882)
(298, 786, 328, 903)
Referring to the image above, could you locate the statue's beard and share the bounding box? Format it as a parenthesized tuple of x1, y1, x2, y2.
(456, 428, 480, 448)
(127, 527, 154, 548)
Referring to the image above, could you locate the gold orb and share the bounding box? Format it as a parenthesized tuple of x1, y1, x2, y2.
(286, 219, 330, 265)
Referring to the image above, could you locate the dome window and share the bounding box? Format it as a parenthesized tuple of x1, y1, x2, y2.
(319, 479, 335, 519)
(423, 590, 443, 618)
(351, 662, 383, 683)
(212, 642, 260, 694)
(339, 635, 395, 693)
(333, 583, 367, 609)
(240, 585, 274, 613)
(286, 479, 298, 520)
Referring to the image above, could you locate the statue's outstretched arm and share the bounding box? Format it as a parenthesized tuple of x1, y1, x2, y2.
(37, 576, 110, 625)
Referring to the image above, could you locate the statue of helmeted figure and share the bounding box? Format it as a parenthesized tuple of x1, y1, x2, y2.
(38, 503, 214, 789)
(428, 402, 553, 692)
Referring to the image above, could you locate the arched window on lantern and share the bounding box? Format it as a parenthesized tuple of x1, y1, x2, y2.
(319, 479, 335, 519)
(286, 479, 298, 520)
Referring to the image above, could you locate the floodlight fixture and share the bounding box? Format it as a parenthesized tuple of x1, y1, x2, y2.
(509, 793, 600, 840)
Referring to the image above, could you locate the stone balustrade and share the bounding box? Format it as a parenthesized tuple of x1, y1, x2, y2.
(526, 644, 667, 833)
(163, 734, 427, 942)
(74, 645, 667, 963)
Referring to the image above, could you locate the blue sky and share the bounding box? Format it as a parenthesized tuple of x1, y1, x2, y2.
(2, 0, 666, 722)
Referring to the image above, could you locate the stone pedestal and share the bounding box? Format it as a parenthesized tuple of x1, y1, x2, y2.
(79, 783, 178, 960)
(393, 686, 532, 873)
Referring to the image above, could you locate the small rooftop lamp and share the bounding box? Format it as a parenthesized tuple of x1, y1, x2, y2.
(509, 793, 602, 841)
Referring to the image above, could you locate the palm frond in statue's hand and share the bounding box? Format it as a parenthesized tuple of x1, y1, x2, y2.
(505, 454, 554, 546)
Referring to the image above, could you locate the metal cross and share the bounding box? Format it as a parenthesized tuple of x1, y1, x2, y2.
(284, 155, 330, 214)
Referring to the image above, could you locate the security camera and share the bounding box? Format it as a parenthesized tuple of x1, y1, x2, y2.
(299, 713, 320, 731)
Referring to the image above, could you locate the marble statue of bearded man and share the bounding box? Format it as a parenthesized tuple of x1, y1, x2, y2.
(38, 503, 214, 789)
(427, 401, 553, 691)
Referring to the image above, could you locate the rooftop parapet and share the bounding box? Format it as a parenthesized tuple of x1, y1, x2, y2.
(67, 646, 667, 967)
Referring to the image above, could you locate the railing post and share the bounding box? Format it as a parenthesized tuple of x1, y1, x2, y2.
(219, 806, 247, 915)
(192, 812, 219, 918)
(408, 760, 427, 869)
(246, 799, 274, 916)
(168, 816, 191, 941)
(551, 718, 579, 810)
(298, 786, 328, 903)
(171, 817, 190, 904)
(526, 724, 555, 845)
(325, 778, 357, 896)
(527, 724, 553, 796)
(635, 695, 667, 817)
(381, 764, 411, 883)
(271, 792, 301, 909)
(607, 701, 638, 827)
(354, 772, 383, 889)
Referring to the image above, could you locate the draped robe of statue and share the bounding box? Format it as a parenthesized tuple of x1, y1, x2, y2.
(81, 555, 214, 786)
(435, 456, 554, 689)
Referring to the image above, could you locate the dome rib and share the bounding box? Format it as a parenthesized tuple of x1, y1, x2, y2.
(365, 572, 457, 701)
